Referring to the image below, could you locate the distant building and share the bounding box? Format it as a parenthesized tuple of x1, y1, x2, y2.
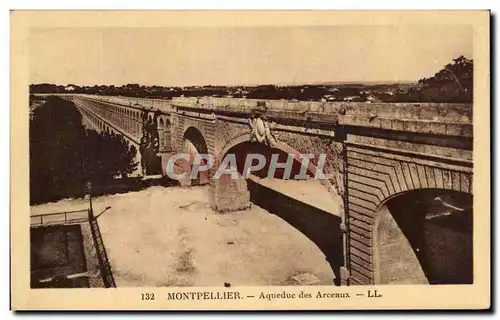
(343, 96, 362, 102)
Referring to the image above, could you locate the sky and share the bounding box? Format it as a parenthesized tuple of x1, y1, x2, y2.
(29, 25, 472, 87)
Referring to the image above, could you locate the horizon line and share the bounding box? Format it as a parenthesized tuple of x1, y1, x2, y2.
(30, 80, 418, 88)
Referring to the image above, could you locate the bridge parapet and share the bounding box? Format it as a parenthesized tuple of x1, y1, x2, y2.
(39, 94, 472, 128)
(339, 102, 472, 138)
(172, 96, 341, 113)
(81, 94, 172, 113)
(171, 96, 472, 137)
(342, 102, 471, 123)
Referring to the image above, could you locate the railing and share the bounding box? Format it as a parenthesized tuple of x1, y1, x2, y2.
(89, 217, 116, 288)
(30, 209, 89, 227)
(30, 206, 117, 288)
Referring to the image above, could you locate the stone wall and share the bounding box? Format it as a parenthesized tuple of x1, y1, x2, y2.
(273, 131, 345, 211)
(213, 120, 249, 160)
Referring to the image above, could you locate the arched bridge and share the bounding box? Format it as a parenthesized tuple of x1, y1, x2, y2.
(60, 94, 473, 286)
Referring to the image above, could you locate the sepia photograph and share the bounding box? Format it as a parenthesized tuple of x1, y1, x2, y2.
(11, 10, 490, 310)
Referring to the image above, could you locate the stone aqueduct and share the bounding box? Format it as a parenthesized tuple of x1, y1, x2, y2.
(61, 94, 473, 286)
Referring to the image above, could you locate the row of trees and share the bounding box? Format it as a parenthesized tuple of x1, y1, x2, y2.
(29, 83, 230, 99)
(30, 97, 137, 204)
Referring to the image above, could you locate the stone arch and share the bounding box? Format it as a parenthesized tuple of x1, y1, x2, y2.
(181, 126, 209, 186)
(216, 133, 335, 192)
(345, 144, 473, 285)
(213, 133, 344, 285)
(213, 132, 342, 212)
(371, 188, 472, 286)
(215, 132, 252, 168)
(183, 126, 208, 153)
(161, 117, 173, 148)
(157, 116, 170, 152)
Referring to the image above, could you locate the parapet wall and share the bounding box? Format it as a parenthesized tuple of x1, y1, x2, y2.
(171, 96, 472, 124)
(42, 94, 473, 128)
(79, 94, 172, 113)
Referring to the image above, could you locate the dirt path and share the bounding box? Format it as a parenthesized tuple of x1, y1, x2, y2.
(31, 186, 335, 287)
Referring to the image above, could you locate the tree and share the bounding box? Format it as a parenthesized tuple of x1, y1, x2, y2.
(395, 56, 473, 103)
(29, 96, 138, 204)
(29, 97, 89, 203)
